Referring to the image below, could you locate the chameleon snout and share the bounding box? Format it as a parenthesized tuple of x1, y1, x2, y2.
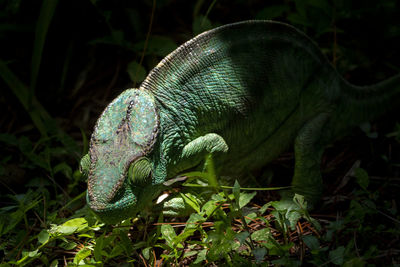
(86, 170, 141, 223)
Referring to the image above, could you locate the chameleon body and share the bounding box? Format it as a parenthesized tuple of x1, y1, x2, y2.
(81, 21, 400, 224)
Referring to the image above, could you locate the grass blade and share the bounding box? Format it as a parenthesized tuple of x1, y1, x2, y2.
(0, 60, 49, 136)
(30, 0, 58, 95)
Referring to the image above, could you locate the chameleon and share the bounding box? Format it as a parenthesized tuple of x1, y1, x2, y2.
(80, 20, 400, 224)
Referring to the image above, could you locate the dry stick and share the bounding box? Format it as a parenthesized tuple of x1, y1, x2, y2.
(134, 0, 156, 88)
(0, 178, 17, 195)
(157, 257, 164, 267)
(297, 222, 304, 263)
(152, 249, 157, 267)
(139, 253, 149, 267)
(353, 231, 361, 258)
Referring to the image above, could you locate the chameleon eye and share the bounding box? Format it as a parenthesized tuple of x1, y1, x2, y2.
(127, 91, 158, 148)
(79, 153, 90, 176)
(128, 157, 152, 184)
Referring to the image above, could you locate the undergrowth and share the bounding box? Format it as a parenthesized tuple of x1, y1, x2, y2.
(1, 141, 400, 265)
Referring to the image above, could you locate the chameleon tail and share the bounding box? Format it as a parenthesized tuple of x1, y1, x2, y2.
(339, 73, 400, 125)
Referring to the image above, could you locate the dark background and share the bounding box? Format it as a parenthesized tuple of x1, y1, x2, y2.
(2, 0, 400, 141)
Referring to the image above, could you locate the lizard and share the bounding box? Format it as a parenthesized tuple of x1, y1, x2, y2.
(80, 20, 400, 224)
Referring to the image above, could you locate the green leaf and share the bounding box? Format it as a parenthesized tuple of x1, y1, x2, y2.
(192, 15, 213, 36)
(24, 249, 40, 258)
(256, 5, 289, 20)
(201, 198, 219, 217)
(63, 218, 88, 231)
(53, 162, 72, 178)
(343, 257, 365, 267)
(293, 193, 307, 209)
(287, 13, 312, 28)
(109, 244, 125, 258)
(204, 154, 218, 188)
(294, 0, 307, 17)
(193, 249, 207, 264)
(16, 249, 41, 265)
(354, 168, 369, 190)
(54, 218, 88, 235)
(183, 250, 198, 258)
(59, 241, 77, 250)
(57, 225, 77, 235)
(251, 228, 270, 241)
(259, 203, 269, 214)
(2, 191, 41, 235)
(302, 235, 320, 251)
(239, 191, 257, 209)
(161, 224, 176, 248)
(38, 230, 50, 244)
(244, 212, 257, 224)
(270, 198, 302, 230)
(142, 247, 151, 260)
(348, 200, 367, 221)
(180, 193, 201, 214)
(235, 231, 249, 245)
(0, 133, 18, 146)
(233, 180, 241, 207)
(50, 259, 59, 267)
(94, 235, 104, 262)
(207, 229, 236, 261)
(119, 231, 134, 255)
(329, 246, 345, 265)
(253, 247, 267, 264)
(73, 247, 91, 265)
(133, 36, 177, 57)
(184, 213, 204, 231)
(18, 136, 49, 170)
(127, 61, 147, 84)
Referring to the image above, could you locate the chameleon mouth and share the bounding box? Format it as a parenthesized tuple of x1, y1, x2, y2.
(87, 183, 137, 212)
(87, 151, 141, 210)
(86, 175, 141, 224)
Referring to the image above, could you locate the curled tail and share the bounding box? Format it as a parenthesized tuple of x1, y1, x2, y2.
(339, 73, 400, 124)
(324, 73, 400, 141)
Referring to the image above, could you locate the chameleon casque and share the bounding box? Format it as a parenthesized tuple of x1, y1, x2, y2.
(81, 20, 400, 224)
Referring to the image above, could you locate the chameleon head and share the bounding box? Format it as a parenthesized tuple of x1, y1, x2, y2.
(84, 89, 159, 223)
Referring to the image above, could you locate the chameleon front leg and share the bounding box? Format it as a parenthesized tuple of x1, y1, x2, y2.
(292, 113, 330, 206)
(150, 133, 228, 215)
(172, 133, 229, 175)
(182, 133, 229, 158)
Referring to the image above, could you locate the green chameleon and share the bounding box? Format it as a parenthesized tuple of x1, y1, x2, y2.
(80, 20, 400, 224)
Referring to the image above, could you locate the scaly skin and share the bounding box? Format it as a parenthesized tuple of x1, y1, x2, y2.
(81, 20, 400, 224)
